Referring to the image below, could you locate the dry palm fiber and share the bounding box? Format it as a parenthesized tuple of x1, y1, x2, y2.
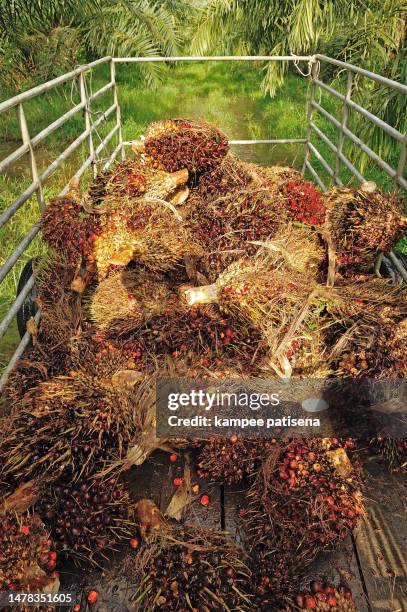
(4, 334, 72, 403)
(324, 182, 407, 272)
(0, 343, 144, 485)
(254, 164, 302, 189)
(369, 437, 407, 473)
(323, 279, 407, 377)
(144, 118, 229, 173)
(90, 198, 202, 279)
(196, 436, 272, 485)
(36, 475, 134, 565)
(120, 524, 253, 611)
(242, 440, 363, 609)
(189, 186, 289, 282)
(89, 268, 172, 333)
(0, 511, 57, 592)
(288, 581, 356, 611)
(122, 301, 270, 377)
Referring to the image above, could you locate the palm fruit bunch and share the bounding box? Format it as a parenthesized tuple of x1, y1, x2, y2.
(324, 279, 407, 377)
(87, 160, 189, 214)
(241, 441, 362, 607)
(131, 302, 268, 377)
(194, 155, 256, 202)
(183, 232, 327, 376)
(88, 160, 147, 205)
(41, 182, 102, 271)
(196, 436, 272, 484)
(324, 182, 407, 274)
(289, 581, 356, 611)
(189, 187, 289, 282)
(89, 268, 172, 333)
(279, 179, 326, 225)
(90, 198, 201, 279)
(184, 225, 324, 324)
(122, 525, 253, 611)
(144, 118, 229, 173)
(0, 512, 57, 592)
(35, 250, 86, 348)
(0, 343, 142, 485)
(36, 476, 133, 564)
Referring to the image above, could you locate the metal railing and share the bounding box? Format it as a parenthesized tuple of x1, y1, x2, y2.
(0, 54, 406, 390)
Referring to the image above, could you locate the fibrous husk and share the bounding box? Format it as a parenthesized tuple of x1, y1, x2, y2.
(184, 225, 325, 321)
(189, 187, 289, 282)
(242, 439, 363, 609)
(0, 344, 144, 484)
(324, 184, 406, 274)
(89, 268, 172, 333)
(4, 338, 71, 403)
(255, 164, 302, 189)
(144, 118, 229, 173)
(0, 511, 57, 593)
(120, 524, 253, 611)
(36, 475, 134, 564)
(87, 160, 147, 207)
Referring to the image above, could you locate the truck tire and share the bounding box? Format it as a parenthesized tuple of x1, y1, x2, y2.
(380, 251, 407, 283)
(16, 258, 39, 340)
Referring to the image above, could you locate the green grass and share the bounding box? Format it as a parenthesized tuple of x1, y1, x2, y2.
(1, 61, 405, 369)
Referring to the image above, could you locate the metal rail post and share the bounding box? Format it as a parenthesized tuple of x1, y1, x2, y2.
(395, 133, 407, 190)
(334, 69, 354, 184)
(17, 103, 45, 212)
(79, 70, 97, 178)
(302, 57, 319, 176)
(110, 59, 125, 161)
